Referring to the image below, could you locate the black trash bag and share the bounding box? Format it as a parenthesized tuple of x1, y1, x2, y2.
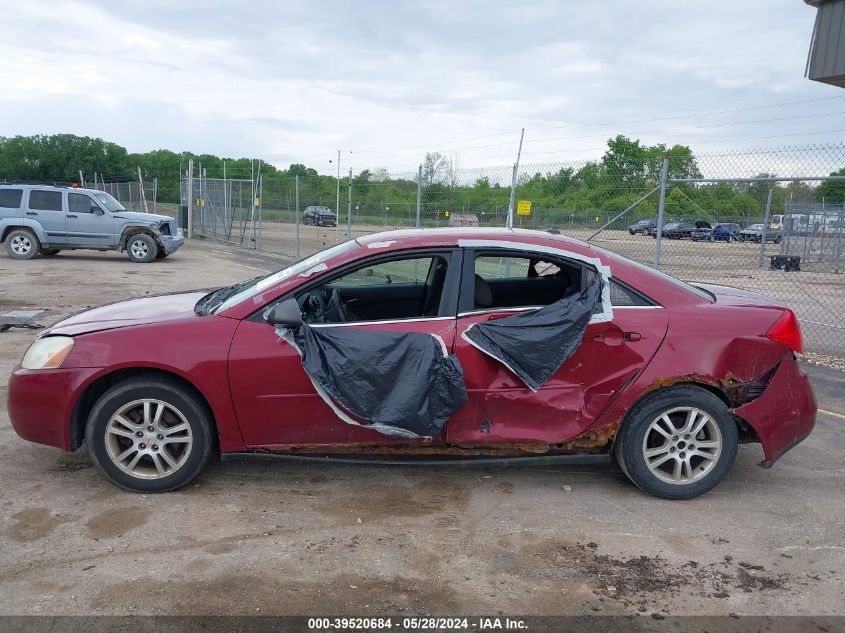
(289, 325, 467, 438)
(463, 280, 603, 392)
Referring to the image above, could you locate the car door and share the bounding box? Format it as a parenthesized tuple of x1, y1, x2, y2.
(227, 249, 462, 448)
(447, 246, 668, 446)
(66, 192, 116, 247)
(25, 189, 66, 245)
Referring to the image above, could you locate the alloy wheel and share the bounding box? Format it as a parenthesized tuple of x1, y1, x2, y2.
(130, 239, 149, 259)
(641, 407, 722, 485)
(105, 399, 193, 479)
(10, 235, 32, 255)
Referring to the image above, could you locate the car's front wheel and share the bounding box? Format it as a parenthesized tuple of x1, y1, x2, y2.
(126, 234, 157, 263)
(85, 375, 213, 492)
(614, 386, 738, 499)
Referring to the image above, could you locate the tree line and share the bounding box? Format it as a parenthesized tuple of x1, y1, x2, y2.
(1, 134, 842, 224)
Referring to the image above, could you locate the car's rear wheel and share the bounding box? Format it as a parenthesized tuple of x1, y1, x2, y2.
(126, 234, 157, 263)
(5, 228, 40, 260)
(615, 386, 738, 499)
(85, 376, 213, 492)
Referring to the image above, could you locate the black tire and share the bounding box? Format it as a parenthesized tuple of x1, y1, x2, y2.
(126, 233, 157, 263)
(5, 228, 40, 260)
(614, 386, 738, 500)
(629, 230, 635, 235)
(85, 375, 213, 493)
(41, 248, 60, 255)
(774, 235, 782, 244)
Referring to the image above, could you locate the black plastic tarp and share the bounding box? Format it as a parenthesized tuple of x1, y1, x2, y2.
(284, 325, 467, 438)
(462, 280, 603, 392)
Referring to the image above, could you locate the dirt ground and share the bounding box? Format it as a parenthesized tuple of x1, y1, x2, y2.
(0, 241, 843, 617)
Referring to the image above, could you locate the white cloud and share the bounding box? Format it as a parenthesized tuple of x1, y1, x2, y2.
(0, 0, 840, 174)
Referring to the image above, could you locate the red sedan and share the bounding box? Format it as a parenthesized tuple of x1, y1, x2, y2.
(7, 228, 815, 499)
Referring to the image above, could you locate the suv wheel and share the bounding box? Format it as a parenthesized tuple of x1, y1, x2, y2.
(126, 234, 157, 263)
(614, 386, 738, 499)
(5, 228, 40, 260)
(85, 375, 213, 492)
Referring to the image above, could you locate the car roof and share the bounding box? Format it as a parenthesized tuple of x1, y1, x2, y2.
(0, 183, 103, 194)
(356, 227, 591, 251)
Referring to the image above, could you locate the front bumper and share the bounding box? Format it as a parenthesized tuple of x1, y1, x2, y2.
(159, 234, 185, 255)
(732, 357, 817, 466)
(7, 365, 102, 451)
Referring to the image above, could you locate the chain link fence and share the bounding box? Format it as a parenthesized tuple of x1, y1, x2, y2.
(91, 179, 159, 214)
(182, 143, 845, 358)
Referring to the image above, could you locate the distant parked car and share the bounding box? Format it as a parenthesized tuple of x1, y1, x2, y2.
(691, 227, 713, 241)
(629, 219, 657, 235)
(651, 221, 699, 239)
(303, 206, 337, 227)
(710, 223, 742, 242)
(739, 224, 782, 244)
(0, 184, 182, 262)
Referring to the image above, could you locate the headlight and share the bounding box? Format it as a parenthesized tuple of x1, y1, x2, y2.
(21, 336, 75, 370)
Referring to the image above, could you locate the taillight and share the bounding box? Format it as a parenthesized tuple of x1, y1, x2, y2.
(767, 309, 803, 353)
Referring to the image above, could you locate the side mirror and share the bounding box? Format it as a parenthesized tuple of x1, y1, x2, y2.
(264, 298, 303, 328)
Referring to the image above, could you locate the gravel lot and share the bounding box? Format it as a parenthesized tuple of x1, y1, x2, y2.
(0, 241, 843, 617)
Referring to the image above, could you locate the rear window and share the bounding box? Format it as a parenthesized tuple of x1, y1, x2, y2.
(0, 189, 23, 208)
(28, 190, 63, 211)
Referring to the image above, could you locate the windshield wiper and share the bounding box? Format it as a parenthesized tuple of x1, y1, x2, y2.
(194, 276, 263, 316)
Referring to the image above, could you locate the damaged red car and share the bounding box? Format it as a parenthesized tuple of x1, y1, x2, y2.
(7, 228, 815, 499)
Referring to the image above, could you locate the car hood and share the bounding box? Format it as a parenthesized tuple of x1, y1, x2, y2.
(112, 211, 173, 223)
(43, 291, 207, 336)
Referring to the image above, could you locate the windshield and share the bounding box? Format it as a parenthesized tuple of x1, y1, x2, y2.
(207, 239, 360, 314)
(748, 224, 764, 230)
(92, 191, 126, 212)
(590, 244, 715, 302)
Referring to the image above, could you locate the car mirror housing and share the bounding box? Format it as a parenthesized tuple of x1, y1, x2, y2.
(264, 298, 303, 328)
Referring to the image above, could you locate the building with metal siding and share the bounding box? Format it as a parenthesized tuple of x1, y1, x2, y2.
(806, 0, 845, 88)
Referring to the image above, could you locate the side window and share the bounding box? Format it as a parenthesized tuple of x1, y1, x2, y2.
(28, 190, 63, 211)
(69, 193, 97, 214)
(0, 189, 23, 209)
(299, 255, 449, 324)
(609, 279, 653, 307)
(475, 256, 530, 280)
(327, 257, 435, 287)
(473, 253, 582, 310)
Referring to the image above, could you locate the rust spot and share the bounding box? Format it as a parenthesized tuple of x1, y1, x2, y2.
(250, 425, 618, 458)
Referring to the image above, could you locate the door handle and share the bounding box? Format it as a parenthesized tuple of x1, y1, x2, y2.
(624, 331, 642, 342)
(67, 214, 78, 218)
(26, 211, 38, 216)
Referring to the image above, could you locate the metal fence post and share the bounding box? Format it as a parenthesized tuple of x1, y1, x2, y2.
(347, 168, 352, 239)
(506, 163, 518, 229)
(654, 154, 670, 269)
(186, 160, 193, 238)
(758, 188, 773, 267)
(295, 174, 300, 258)
(416, 165, 422, 228)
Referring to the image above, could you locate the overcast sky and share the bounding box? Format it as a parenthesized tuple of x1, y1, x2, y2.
(1, 0, 842, 174)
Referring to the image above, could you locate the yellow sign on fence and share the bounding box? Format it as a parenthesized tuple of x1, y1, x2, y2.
(517, 200, 532, 216)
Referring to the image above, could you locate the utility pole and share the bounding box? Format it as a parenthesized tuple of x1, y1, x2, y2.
(336, 150, 341, 244)
(416, 165, 422, 228)
(347, 167, 353, 239)
(78, 170, 86, 188)
(295, 175, 300, 257)
(506, 128, 525, 229)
